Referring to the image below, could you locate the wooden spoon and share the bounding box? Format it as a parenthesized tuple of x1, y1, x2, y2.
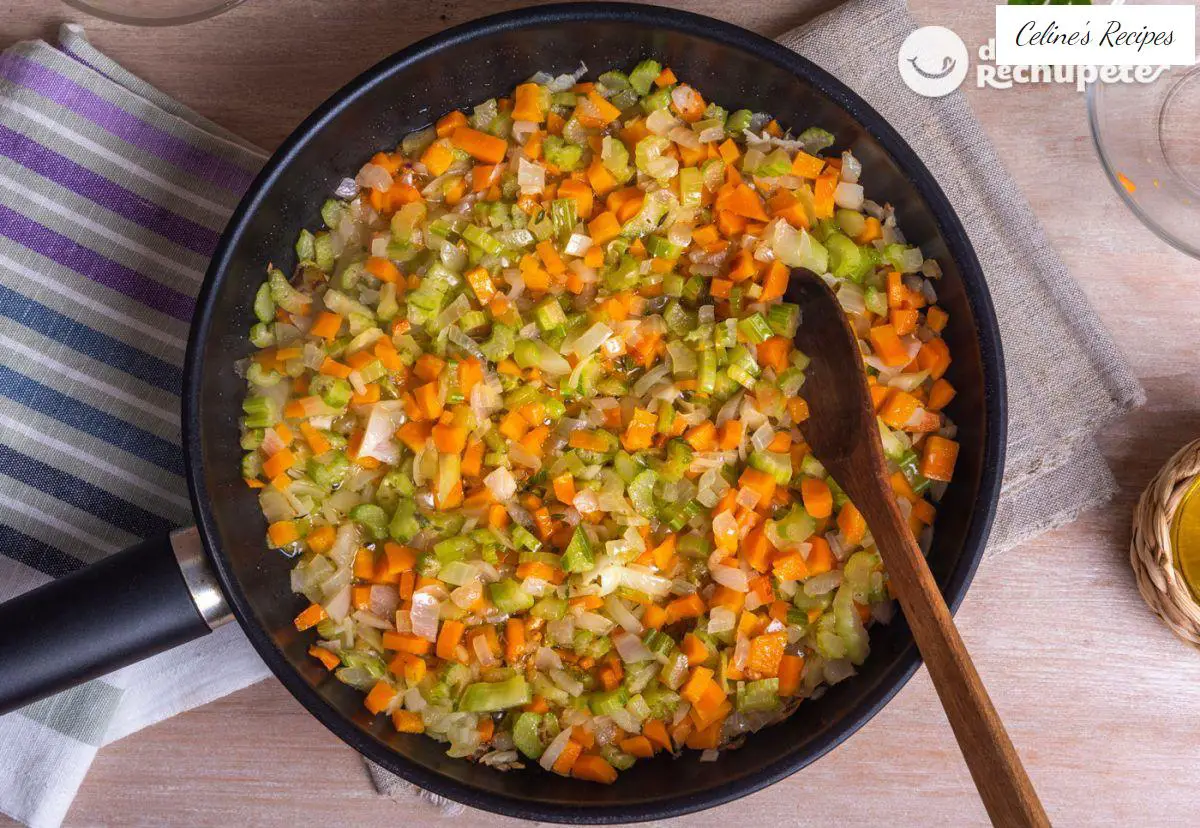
(786, 269, 1048, 827)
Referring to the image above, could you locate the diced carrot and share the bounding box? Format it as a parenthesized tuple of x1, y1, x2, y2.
(436, 619, 465, 661)
(318, 356, 352, 379)
(642, 718, 671, 752)
(306, 525, 335, 555)
(364, 680, 397, 715)
(920, 435, 959, 482)
(917, 337, 952, 380)
(432, 423, 469, 454)
(718, 139, 740, 164)
(855, 216, 883, 244)
(552, 740, 583, 775)
(891, 307, 919, 336)
(309, 645, 340, 671)
(837, 502, 867, 546)
(588, 210, 622, 245)
(800, 477, 832, 519)
(383, 542, 417, 575)
(536, 239, 566, 275)
(267, 518, 299, 547)
(293, 602, 327, 631)
(681, 666, 715, 705)
(682, 633, 709, 666)
(927, 378, 957, 412)
(309, 311, 344, 340)
(813, 173, 837, 219)
(746, 631, 787, 678)
(912, 498, 937, 524)
(713, 421, 744, 453)
(365, 256, 401, 284)
(772, 552, 809, 581)
(926, 305, 949, 333)
(382, 631, 432, 655)
(413, 353, 445, 383)
(868, 324, 910, 367)
(420, 140, 455, 177)
(392, 710, 424, 733)
(557, 178, 594, 221)
(778, 653, 805, 696)
(512, 82, 547, 123)
(806, 536, 834, 576)
(435, 110, 469, 137)
(412, 381, 443, 420)
(586, 159, 618, 196)
(665, 593, 706, 624)
(619, 735, 655, 759)
(641, 604, 668, 630)
(684, 421, 718, 451)
(721, 183, 769, 221)
(710, 585, 746, 614)
(879, 388, 921, 429)
(791, 151, 826, 179)
(450, 126, 507, 164)
(571, 754, 617, 784)
(396, 421, 431, 452)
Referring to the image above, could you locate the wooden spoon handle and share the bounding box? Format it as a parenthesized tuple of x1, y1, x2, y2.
(862, 497, 1049, 827)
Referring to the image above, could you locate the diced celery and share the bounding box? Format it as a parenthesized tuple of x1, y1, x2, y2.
(767, 303, 800, 338)
(628, 59, 662, 95)
(562, 525, 594, 573)
(459, 675, 531, 712)
(738, 312, 773, 344)
(725, 109, 753, 134)
(749, 450, 792, 485)
(530, 596, 568, 620)
(737, 677, 780, 712)
(389, 498, 420, 543)
(627, 469, 658, 518)
(799, 127, 836, 153)
(489, 578, 535, 613)
(513, 712, 545, 759)
(242, 395, 279, 428)
(543, 136, 584, 171)
(589, 686, 631, 716)
(253, 282, 275, 323)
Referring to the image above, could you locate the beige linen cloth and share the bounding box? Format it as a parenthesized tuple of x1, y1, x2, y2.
(369, 0, 1145, 803)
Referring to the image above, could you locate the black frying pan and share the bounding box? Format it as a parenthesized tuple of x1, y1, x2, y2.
(0, 4, 1006, 821)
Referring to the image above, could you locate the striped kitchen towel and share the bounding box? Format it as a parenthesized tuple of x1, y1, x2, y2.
(0, 25, 271, 828)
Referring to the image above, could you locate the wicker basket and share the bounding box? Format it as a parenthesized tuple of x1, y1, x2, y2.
(1131, 439, 1200, 646)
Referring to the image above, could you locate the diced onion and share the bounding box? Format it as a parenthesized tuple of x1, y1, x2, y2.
(613, 631, 654, 663)
(535, 646, 563, 671)
(540, 728, 574, 771)
(484, 467, 518, 501)
(708, 606, 737, 634)
(551, 668, 584, 696)
(834, 182, 864, 209)
(711, 564, 749, 592)
(473, 635, 497, 667)
(410, 590, 441, 641)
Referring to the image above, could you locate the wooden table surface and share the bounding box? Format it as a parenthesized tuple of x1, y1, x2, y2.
(5, 1, 1200, 825)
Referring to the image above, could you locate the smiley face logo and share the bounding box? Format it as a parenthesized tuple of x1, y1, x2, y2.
(898, 26, 969, 98)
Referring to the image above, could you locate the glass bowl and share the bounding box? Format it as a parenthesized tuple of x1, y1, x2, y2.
(1087, 65, 1200, 259)
(63, 0, 246, 26)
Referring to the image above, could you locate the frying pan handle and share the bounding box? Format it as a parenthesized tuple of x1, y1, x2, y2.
(0, 527, 230, 716)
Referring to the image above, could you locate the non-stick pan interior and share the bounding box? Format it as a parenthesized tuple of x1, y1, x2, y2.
(186, 5, 1004, 821)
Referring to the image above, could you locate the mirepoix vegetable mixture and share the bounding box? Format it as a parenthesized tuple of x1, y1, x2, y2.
(239, 59, 961, 783)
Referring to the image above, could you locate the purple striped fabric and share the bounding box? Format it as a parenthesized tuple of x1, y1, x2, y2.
(0, 124, 220, 256)
(0, 203, 195, 321)
(0, 52, 255, 194)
